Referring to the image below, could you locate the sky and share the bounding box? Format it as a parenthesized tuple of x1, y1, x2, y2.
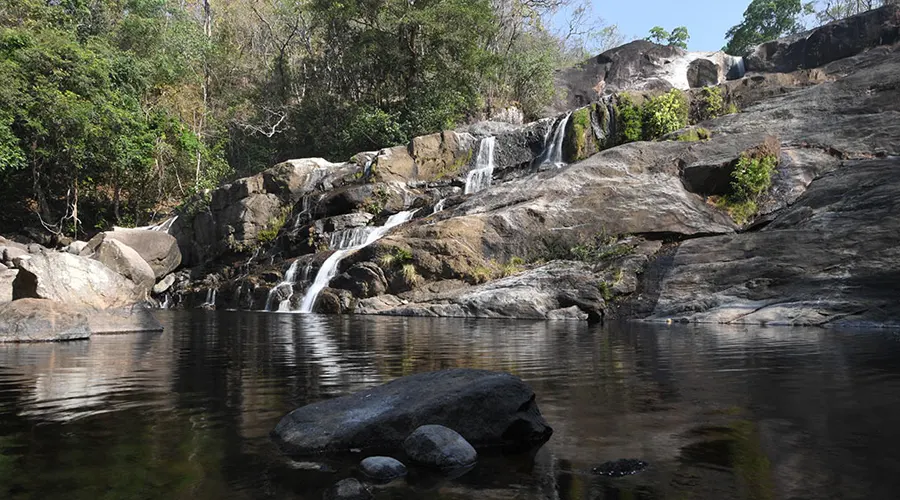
(555, 1, 754, 52)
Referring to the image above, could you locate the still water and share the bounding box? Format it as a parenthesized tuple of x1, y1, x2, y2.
(1, 311, 900, 499)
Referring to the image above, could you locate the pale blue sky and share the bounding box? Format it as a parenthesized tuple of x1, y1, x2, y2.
(557, 1, 755, 52)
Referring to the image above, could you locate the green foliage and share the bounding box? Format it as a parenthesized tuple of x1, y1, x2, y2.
(570, 107, 593, 161)
(257, 209, 290, 245)
(641, 89, 689, 140)
(597, 281, 613, 301)
(716, 142, 780, 224)
(726, 102, 741, 115)
(675, 127, 712, 142)
(647, 26, 691, 49)
(699, 86, 725, 121)
(538, 229, 634, 264)
(615, 95, 643, 144)
(467, 256, 526, 284)
(360, 186, 391, 215)
(400, 263, 421, 286)
(378, 247, 413, 269)
(724, 0, 815, 55)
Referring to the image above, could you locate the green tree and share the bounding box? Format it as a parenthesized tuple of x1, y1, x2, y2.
(815, 0, 899, 23)
(647, 26, 690, 49)
(724, 0, 816, 55)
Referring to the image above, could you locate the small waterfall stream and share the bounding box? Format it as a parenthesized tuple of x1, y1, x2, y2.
(297, 210, 418, 313)
(464, 137, 496, 195)
(542, 112, 571, 168)
(265, 260, 305, 311)
(432, 198, 447, 214)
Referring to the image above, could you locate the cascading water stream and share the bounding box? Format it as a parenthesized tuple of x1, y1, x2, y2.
(542, 112, 571, 168)
(297, 210, 418, 313)
(464, 136, 496, 195)
(432, 198, 446, 214)
(265, 259, 303, 311)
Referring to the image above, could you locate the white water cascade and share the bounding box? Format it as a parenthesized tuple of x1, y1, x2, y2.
(542, 112, 571, 168)
(464, 136, 496, 195)
(432, 198, 447, 214)
(265, 259, 306, 311)
(297, 210, 418, 313)
(202, 287, 217, 309)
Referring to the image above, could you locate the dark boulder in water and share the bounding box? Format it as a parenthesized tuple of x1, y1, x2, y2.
(592, 458, 649, 477)
(402, 425, 477, 469)
(272, 369, 553, 455)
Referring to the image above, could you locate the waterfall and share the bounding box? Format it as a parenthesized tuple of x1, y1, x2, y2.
(265, 259, 304, 311)
(202, 287, 217, 308)
(542, 112, 571, 168)
(329, 227, 375, 250)
(297, 210, 417, 313)
(433, 198, 446, 214)
(464, 137, 496, 195)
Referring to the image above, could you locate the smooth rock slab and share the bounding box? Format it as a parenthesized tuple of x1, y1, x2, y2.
(359, 456, 407, 482)
(323, 478, 371, 500)
(402, 425, 477, 469)
(272, 369, 553, 455)
(0, 299, 91, 342)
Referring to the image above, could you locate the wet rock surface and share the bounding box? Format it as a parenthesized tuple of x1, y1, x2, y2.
(402, 425, 477, 469)
(358, 456, 407, 482)
(272, 369, 552, 455)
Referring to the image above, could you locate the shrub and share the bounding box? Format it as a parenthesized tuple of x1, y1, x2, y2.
(641, 89, 689, 140)
(570, 107, 594, 161)
(401, 263, 421, 286)
(698, 86, 724, 121)
(716, 137, 780, 224)
(725, 102, 740, 115)
(615, 94, 643, 144)
(257, 208, 290, 245)
(675, 127, 712, 142)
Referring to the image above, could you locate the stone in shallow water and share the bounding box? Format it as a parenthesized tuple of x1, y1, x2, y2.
(272, 368, 553, 455)
(591, 458, 649, 477)
(323, 478, 371, 500)
(0, 299, 91, 342)
(402, 425, 477, 469)
(359, 456, 406, 482)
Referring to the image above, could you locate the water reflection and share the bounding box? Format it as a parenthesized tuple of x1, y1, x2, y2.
(0, 312, 899, 499)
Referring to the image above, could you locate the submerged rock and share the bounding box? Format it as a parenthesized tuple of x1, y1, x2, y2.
(323, 478, 371, 500)
(402, 425, 477, 469)
(272, 369, 552, 455)
(592, 458, 649, 477)
(0, 299, 91, 342)
(359, 456, 407, 482)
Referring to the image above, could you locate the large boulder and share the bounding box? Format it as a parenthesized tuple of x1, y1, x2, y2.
(100, 229, 181, 278)
(0, 299, 91, 342)
(81, 237, 155, 295)
(745, 4, 900, 73)
(12, 252, 142, 309)
(272, 369, 553, 455)
(87, 304, 164, 334)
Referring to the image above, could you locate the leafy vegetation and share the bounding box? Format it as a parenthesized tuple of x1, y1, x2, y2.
(698, 86, 725, 121)
(0, 0, 625, 239)
(257, 209, 290, 245)
(569, 106, 596, 161)
(714, 138, 781, 224)
(537, 229, 634, 264)
(675, 127, 712, 142)
(641, 90, 689, 140)
(647, 26, 690, 49)
(724, 0, 815, 55)
(615, 95, 643, 144)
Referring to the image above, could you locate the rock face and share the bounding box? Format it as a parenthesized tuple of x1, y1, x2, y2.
(272, 369, 552, 455)
(12, 252, 142, 309)
(745, 4, 900, 72)
(0, 269, 16, 303)
(100, 229, 181, 278)
(0, 299, 91, 342)
(81, 237, 155, 296)
(550, 40, 745, 113)
(402, 425, 478, 469)
(648, 157, 900, 327)
(86, 304, 164, 333)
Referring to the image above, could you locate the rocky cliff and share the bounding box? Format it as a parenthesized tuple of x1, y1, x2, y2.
(157, 5, 900, 327)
